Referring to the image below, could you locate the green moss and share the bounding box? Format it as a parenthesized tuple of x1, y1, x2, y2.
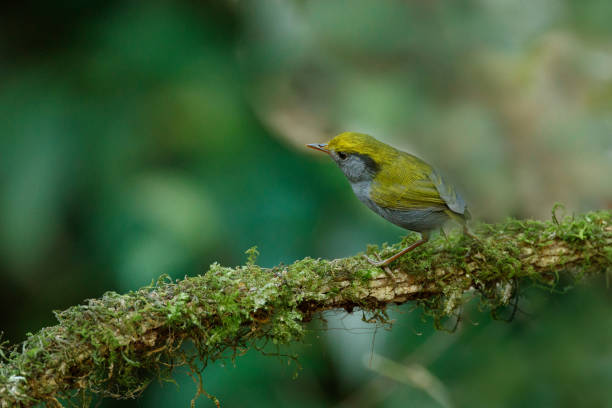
(0, 209, 609, 407)
(386, 209, 612, 329)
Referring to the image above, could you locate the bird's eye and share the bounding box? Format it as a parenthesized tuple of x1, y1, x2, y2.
(337, 152, 348, 160)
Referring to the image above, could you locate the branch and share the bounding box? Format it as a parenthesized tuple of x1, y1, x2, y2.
(1, 210, 611, 407)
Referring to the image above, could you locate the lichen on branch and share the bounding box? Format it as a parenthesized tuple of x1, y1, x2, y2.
(1, 210, 611, 407)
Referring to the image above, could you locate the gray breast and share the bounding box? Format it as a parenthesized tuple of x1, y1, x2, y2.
(350, 181, 449, 233)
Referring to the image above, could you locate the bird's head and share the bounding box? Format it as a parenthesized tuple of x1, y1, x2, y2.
(307, 132, 397, 182)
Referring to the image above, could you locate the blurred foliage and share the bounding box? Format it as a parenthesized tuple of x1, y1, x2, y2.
(0, 0, 610, 407)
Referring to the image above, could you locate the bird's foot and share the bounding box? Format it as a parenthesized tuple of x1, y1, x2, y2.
(363, 254, 396, 278)
(463, 226, 480, 241)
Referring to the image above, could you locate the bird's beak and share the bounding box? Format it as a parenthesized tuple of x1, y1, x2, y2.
(306, 143, 330, 154)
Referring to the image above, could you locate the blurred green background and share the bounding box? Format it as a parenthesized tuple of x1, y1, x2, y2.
(1, 1, 611, 407)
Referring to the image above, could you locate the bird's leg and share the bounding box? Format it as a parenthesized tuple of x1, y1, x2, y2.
(440, 227, 450, 243)
(461, 224, 480, 257)
(365, 232, 430, 268)
(463, 225, 479, 241)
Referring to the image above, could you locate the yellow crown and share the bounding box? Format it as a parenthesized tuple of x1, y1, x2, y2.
(327, 132, 399, 166)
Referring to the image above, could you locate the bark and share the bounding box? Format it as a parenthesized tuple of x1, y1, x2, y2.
(0, 210, 610, 407)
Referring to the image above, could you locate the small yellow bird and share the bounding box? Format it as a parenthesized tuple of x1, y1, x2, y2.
(307, 132, 472, 267)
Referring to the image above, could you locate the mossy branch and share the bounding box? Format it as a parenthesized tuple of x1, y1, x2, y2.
(1, 210, 611, 407)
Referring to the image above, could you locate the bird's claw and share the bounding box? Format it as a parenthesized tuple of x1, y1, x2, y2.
(463, 226, 480, 242)
(363, 254, 395, 278)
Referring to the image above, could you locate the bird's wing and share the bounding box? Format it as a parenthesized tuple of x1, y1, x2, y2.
(370, 152, 468, 216)
(370, 153, 446, 211)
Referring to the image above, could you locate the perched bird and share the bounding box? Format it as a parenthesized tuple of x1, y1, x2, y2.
(307, 132, 472, 267)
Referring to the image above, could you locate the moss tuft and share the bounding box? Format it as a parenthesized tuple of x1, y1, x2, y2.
(0, 210, 609, 407)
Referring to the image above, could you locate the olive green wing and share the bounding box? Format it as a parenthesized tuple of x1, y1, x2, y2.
(370, 152, 468, 217)
(370, 153, 446, 210)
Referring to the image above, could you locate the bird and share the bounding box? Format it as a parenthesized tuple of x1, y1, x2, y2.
(307, 132, 473, 267)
